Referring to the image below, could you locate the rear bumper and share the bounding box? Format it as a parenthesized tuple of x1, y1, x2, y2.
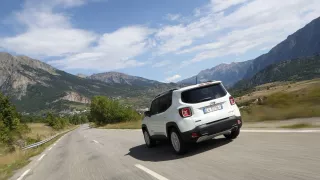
(180, 116, 242, 143)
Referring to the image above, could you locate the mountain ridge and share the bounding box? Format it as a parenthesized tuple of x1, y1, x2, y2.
(88, 71, 161, 86)
(244, 16, 320, 79)
(178, 60, 253, 87)
(232, 54, 320, 93)
(179, 16, 320, 86)
(0, 52, 178, 113)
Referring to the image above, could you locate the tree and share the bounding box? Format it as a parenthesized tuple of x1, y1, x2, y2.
(0, 93, 29, 147)
(89, 96, 141, 125)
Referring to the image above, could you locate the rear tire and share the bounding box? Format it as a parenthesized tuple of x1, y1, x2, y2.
(224, 128, 240, 139)
(170, 128, 187, 155)
(143, 129, 156, 148)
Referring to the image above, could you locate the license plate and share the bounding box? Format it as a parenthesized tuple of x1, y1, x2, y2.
(203, 104, 223, 114)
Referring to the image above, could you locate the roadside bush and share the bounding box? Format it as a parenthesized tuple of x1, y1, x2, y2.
(89, 96, 141, 125)
(69, 114, 88, 125)
(0, 93, 30, 148)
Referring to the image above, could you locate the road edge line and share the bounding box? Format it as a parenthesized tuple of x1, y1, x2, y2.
(135, 164, 169, 180)
(17, 169, 30, 180)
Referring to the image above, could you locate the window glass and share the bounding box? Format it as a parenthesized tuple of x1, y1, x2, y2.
(158, 92, 172, 113)
(150, 98, 159, 115)
(181, 83, 227, 104)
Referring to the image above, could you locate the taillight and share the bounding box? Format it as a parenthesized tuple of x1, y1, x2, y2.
(229, 96, 235, 105)
(191, 132, 199, 138)
(179, 107, 192, 118)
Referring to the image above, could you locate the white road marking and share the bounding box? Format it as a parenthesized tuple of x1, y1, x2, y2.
(37, 154, 46, 161)
(84, 135, 86, 138)
(241, 129, 320, 133)
(17, 169, 30, 180)
(93, 140, 99, 144)
(135, 164, 169, 180)
(53, 143, 56, 146)
(48, 147, 52, 151)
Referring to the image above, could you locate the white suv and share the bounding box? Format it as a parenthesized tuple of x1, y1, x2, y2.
(141, 81, 242, 154)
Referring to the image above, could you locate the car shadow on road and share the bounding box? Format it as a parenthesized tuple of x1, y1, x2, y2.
(126, 138, 232, 162)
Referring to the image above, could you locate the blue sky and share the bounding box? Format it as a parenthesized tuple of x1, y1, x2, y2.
(0, 0, 320, 82)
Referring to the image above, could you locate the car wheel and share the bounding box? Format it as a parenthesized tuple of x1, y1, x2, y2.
(143, 129, 155, 148)
(224, 128, 240, 139)
(170, 128, 187, 155)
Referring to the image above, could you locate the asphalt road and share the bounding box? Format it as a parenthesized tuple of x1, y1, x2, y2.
(12, 124, 320, 180)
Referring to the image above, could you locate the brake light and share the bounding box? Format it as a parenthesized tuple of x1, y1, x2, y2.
(191, 132, 199, 138)
(229, 96, 235, 105)
(179, 107, 192, 118)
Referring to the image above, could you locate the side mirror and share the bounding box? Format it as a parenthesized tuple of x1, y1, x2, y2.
(144, 111, 151, 117)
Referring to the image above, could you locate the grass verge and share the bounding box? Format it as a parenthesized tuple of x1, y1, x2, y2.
(96, 120, 141, 129)
(26, 123, 56, 141)
(240, 85, 320, 122)
(279, 123, 320, 129)
(0, 126, 77, 180)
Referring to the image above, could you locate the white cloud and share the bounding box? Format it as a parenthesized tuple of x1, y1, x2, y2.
(177, 0, 320, 65)
(1, 0, 97, 57)
(155, 13, 222, 55)
(177, 42, 224, 54)
(50, 26, 154, 70)
(152, 60, 171, 68)
(166, 13, 181, 21)
(2, 28, 97, 57)
(165, 74, 181, 82)
(53, 0, 87, 7)
(2, 0, 320, 76)
(1, 0, 151, 71)
(210, 0, 250, 13)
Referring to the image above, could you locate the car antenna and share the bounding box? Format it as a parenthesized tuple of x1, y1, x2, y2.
(195, 76, 198, 85)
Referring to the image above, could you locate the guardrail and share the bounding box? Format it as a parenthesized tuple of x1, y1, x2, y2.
(22, 130, 70, 150)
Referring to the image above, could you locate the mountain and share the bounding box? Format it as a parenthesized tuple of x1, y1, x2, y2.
(178, 60, 252, 87)
(244, 17, 320, 79)
(232, 54, 320, 93)
(179, 16, 320, 86)
(76, 73, 87, 78)
(88, 72, 160, 87)
(0, 52, 178, 113)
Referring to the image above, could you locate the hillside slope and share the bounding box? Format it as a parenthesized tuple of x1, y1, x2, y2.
(179, 16, 320, 86)
(178, 60, 252, 87)
(0, 52, 178, 113)
(232, 54, 320, 94)
(244, 17, 320, 79)
(88, 71, 160, 87)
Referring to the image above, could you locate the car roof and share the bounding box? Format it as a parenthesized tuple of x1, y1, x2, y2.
(152, 81, 222, 100)
(174, 81, 222, 93)
(154, 88, 178, 99)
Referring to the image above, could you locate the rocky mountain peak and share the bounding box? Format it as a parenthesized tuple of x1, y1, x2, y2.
(88, 71, 159, 86)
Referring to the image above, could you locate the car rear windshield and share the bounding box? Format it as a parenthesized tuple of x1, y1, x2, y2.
(181, 83, 227, 104)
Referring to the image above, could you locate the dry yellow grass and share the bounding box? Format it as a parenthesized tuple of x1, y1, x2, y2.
(239, 80, 320, 122)
(0, 136, 59, 180)
(236, 78, 320, 104)
(98, 120, 141, 129)
(26, 123, 56, 140)
(0, 126, 77, 180)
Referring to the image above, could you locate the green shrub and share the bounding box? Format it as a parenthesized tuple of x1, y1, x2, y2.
(0, 93, 30, 146)
(89, 96, 141, 125)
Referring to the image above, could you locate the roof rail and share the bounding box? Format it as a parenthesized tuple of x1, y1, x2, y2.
(154, 88, 178, 98)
